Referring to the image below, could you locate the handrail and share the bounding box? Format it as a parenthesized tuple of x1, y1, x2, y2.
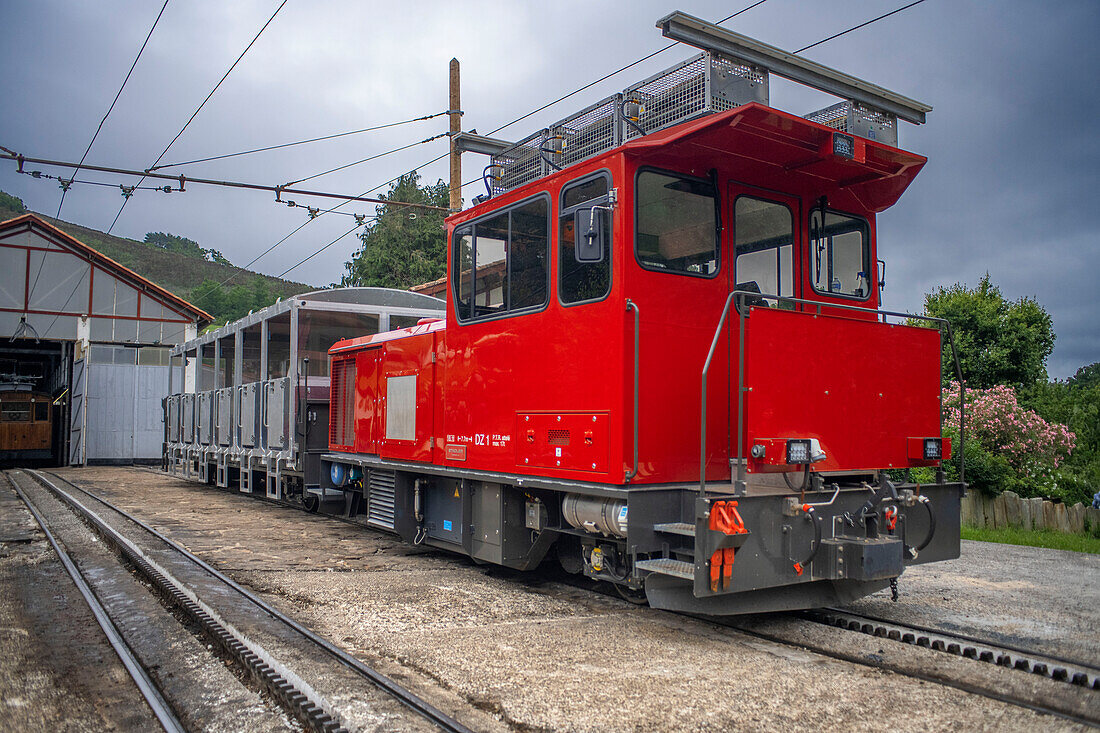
(699, 290, 966, 497)
(625, 299, 640, 482)
(700, 291, 739, 496)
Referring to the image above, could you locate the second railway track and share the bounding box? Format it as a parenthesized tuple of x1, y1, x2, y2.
(715, 607, 1100, 728)
(8, 469, 473, 733)
(805, 607, 1100, 690)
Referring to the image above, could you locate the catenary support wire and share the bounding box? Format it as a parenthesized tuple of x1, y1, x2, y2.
(107, 0, 289, 234)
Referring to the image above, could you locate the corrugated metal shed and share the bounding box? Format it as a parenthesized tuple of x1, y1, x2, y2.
(0, 214, 211, 465)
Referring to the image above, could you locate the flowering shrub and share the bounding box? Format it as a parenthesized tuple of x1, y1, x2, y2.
(942, 382, 1075, 495)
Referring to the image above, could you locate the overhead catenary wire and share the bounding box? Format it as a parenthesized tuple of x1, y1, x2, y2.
(57, 0, 170, 218)
(150, 110, 451, 170)
(277, 221, 369, 279)
(2, 151, 449, 211)
(282, 131, 450, 188)
(226, 2, 771, 284)
(107, 0, 289, 234)
(485, 0, 769, 139)
(794, 0, 928, 53)
(216, 0, 933, 289)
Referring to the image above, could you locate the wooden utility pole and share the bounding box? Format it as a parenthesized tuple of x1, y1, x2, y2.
(448, 58, 461, 213)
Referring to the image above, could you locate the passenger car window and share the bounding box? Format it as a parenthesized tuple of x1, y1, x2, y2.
(734, 196, 793, 306)
(810, 210, 871, 298)
(560, 174, 611, 304)
(452, 197, 549, 321)
(635, 170, 718, 276)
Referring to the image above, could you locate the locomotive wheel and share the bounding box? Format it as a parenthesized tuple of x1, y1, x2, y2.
(556, 537, 584, 575)
(303, 494, 320, 513)
(615, 583, 649, 605)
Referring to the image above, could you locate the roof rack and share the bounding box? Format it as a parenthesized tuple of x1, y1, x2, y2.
(458, 10, 932, 196)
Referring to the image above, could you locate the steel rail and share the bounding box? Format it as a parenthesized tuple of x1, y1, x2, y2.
(536, 566, 1099, 727)
(713, 614, 1100, 728)
(5, 472, 186, 733)
(807, 608, 1100, 689)
(26, 471, 346, 732)
(31, 470, 473, 733)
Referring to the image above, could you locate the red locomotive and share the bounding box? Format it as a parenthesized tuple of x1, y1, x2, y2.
(322, 13, 964, 614)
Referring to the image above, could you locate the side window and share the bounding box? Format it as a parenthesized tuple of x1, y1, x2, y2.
(734, 196, 794, 306)
(454, 227, 474, 315)
(635, 170, 718, 276)
(810, 210, 871, 299)
(559, 174, 611, 304)
(452, 197, 549, 321)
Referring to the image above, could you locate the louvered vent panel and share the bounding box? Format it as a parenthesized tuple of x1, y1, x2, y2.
(367, 469, 397, 530)
(329, 358, 356, 448)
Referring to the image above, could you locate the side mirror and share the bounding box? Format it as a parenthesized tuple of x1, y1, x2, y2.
(877, 258, 887, 291)
(574, 207, 605, 262)
(810, 209, 824, 283)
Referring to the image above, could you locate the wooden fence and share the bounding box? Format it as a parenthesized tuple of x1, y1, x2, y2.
(960, 490, 1098, 535)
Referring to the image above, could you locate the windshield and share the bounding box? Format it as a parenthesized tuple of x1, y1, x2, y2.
(810, 210, 870, 299)
(635, 170, 718, 276)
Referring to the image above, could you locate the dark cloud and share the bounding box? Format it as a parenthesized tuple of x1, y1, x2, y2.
(1, 0, 1096, 376)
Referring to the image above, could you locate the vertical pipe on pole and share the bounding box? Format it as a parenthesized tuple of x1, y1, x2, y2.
(449, 58, 462, 213)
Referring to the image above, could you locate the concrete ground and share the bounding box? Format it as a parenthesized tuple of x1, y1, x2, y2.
(3, 466, 1097, 732)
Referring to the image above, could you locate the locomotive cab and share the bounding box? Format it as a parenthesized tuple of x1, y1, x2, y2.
(322, 12, 964, 615)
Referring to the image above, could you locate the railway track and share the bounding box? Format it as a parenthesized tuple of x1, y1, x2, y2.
(714, 606, 1100, 728)
(3, 472, 186, 733)
(17, 467, 1095, 729)
(7, 469, 473, 733)
(805, 607, 1100, 690)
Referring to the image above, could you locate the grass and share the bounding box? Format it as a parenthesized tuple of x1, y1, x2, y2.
(962, 524, 1100, 554)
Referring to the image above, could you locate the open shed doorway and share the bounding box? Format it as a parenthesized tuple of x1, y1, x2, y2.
(0, 338, 71, 468)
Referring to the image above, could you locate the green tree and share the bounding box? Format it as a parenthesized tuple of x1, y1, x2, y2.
(1069, 362, 1100, 389)
(0, 190, 27, 215)
(340, 172, 449, 289)
(145, 231, 207, 259)
(919, 274, 1054, 389)
(206, 248, 231, 265)
(190, 276, 278, 327)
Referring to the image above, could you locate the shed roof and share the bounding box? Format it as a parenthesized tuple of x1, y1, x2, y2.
(0, 213, 213, 324)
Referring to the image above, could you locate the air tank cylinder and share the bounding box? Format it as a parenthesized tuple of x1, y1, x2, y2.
(562, 494, 628, 538)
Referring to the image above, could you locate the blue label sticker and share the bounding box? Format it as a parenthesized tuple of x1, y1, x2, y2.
(443, 519, 452, 531)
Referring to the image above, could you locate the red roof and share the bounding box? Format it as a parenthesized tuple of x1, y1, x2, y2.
(621, 103, 927, 212)
(0, 213, 213, 324)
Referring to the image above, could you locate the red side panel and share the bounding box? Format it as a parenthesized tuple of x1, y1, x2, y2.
(743, 307, 942, 472)
(354, 348, 382, 454)
(378, 332, 436, 464)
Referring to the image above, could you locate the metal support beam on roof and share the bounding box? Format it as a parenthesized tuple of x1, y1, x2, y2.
(453, 132, 515, 156)
(658, 11, 932, 125)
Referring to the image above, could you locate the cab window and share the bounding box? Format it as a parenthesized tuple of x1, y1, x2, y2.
(635, 170, 718, 276)
(810, 210, 871, 299)
(453, 196, 549, 321)
(734, 196, 793, 306)
(559, 173, 611, 304)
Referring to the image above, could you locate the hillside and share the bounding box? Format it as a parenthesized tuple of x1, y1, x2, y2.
(0, 192, 312, 321)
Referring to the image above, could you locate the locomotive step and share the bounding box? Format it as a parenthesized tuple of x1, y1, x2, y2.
(635, 558, 695, 580)
(653, 522, 696, 537)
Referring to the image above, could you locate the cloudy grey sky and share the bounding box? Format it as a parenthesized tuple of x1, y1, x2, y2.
(1, 0, 1096, 377)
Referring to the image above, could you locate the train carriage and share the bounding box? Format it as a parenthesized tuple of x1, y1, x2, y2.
(0, 390, 54, 464)
(319, 14, 965, 614)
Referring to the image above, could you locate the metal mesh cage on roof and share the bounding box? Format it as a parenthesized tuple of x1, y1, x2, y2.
(551, 94, 623, 169)
(490, 130, 550, 196)
(804, 101, 898, 147)
(486, 52, 769, 194)
(622, 51, 767, 140)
